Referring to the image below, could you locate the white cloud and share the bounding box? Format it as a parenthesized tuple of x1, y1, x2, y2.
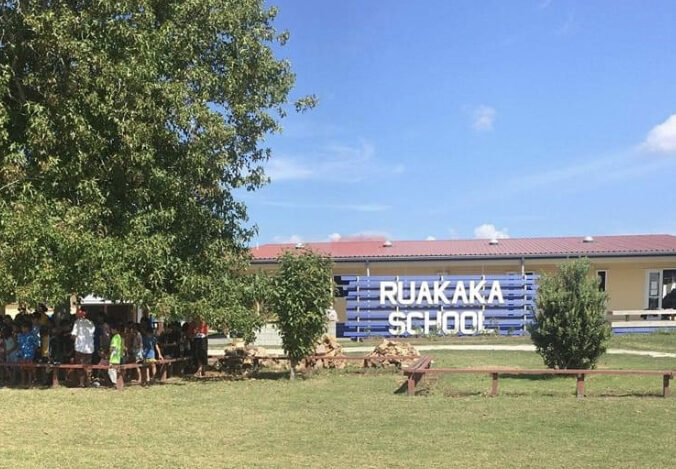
(270, 231, 393, 244)
(642, 114, 676, 154)
(266, 141, 404, 182)
(471, 106, 497, 132)
(425, 236, 437, 241)
(474, 223, 509, 239)
(258, 199, 390, 213)
(265, 159, 314, 181)
(272, 234, 303, 244)
(346, 230, 392, 240)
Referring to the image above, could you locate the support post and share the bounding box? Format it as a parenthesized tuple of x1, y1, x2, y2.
(491, 373, 499, 396)
(576, 374, 585, 398)
(116, 367, 124, 390)
(663, 375, 671, 398)
(407, 375, 416, 396)
(51, 366, 59, 388)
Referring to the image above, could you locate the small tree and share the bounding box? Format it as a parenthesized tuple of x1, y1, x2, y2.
(529, 258, 611, 369)
(271, 249, 334, 379)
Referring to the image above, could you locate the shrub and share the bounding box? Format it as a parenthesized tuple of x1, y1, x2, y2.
(271, 248, 334, 379)
(529, 258, 611, 369)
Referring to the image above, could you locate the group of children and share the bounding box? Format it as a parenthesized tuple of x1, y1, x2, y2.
(0, 305, 204, 387)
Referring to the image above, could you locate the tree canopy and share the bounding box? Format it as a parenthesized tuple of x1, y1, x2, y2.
(0, 1, 313, 322)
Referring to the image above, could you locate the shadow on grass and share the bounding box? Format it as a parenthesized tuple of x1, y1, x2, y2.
(394, 381, 408, 394)
(500, 373, 565, 381)
(593, 391, 665, 398)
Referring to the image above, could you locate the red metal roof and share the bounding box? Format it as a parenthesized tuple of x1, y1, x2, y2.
(251, 234, 676, 262)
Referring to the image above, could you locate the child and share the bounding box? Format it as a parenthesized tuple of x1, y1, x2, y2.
(17, 322, 39, 387)
(4, 325, 18, 384)
(0, 327, 5, 383)
(128, 324, 143, 383)
(108, 324, 124, 387)
(142, 326, 163, 383)
(39, 325, 50, 362)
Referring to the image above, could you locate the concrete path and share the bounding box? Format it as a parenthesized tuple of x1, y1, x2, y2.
(210, 344, 675, 358)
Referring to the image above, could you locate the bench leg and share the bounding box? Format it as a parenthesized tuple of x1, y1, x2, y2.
(51, 367, 59, 388)
(576, 374, 585, 398)
(407, 374, 416, 396)
(491, 373, 499, 396)
(663, 375, 671, 398)
(116, 368, 124, 390)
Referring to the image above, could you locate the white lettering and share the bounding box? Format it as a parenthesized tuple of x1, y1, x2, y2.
(387, 309, 485, 336)
(406, 311, 424, 334)
(388, 311, 406, 335)
(416, 282, 433, 305)
(380, 281, 398, 305)
(433, 281, 451, 304)
(460, 311, 478, 334)
(488, 281, 504, 304)
(452, 282, 469, 304)
(397, 281, 416, 306)
(469, 280, 486, 305)
(441, 311, 459, 334)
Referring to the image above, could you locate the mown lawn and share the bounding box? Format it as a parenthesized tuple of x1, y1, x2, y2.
(1, 348, 674, 469)
(610, 332, 676, 353)
(339, 331, 676, 352)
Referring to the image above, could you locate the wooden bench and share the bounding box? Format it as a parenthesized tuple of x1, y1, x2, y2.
(0, 357, 189, 390)
(609, 309, 676, 328)
(403, 362, 675, 398)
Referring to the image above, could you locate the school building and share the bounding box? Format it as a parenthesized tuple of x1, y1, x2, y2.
(251, 234, 676, 336)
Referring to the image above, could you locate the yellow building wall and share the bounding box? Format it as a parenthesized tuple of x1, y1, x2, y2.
(251, 255, 676, 321)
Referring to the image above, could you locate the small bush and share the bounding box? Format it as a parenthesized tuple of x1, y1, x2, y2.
(529, 258, 610, 369)
(271, 248, 334, 379)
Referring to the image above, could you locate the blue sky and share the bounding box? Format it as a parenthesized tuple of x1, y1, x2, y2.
(241, 0, 676, 245)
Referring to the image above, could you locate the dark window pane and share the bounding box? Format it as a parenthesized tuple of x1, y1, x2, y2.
(597, 271, 606, 292)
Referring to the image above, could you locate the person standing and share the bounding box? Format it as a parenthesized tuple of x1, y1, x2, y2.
(108, 324, 124, 387)
(70, 309, 95, 387)
(17, 322, 39, 387)
(192, 318, 209, 377)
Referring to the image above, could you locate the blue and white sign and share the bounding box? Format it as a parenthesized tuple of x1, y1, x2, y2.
(338, 274, 538, 337)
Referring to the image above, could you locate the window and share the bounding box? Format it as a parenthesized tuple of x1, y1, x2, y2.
(662, 269, 676, 309)
(596, 270, 607, 292)
(647, 271, 661, 310)
(645, 269, 676, 310)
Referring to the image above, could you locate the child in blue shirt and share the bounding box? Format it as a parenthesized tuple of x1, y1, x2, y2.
(17, 322, 39, 387)
(142, 327, 163, 384)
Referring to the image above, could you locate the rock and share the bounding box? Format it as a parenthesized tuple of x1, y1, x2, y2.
(367, 339, 420, 368)
(220, 345, 283, 371)
(311, 335, 346, 369)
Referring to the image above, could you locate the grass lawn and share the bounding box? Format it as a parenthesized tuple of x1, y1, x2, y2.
(610, 332, 676, 353)
(339, 332, 676, 351)
(1, 347, 674, 469)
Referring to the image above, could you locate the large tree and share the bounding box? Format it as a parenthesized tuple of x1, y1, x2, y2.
(0, 1, 312, 321)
